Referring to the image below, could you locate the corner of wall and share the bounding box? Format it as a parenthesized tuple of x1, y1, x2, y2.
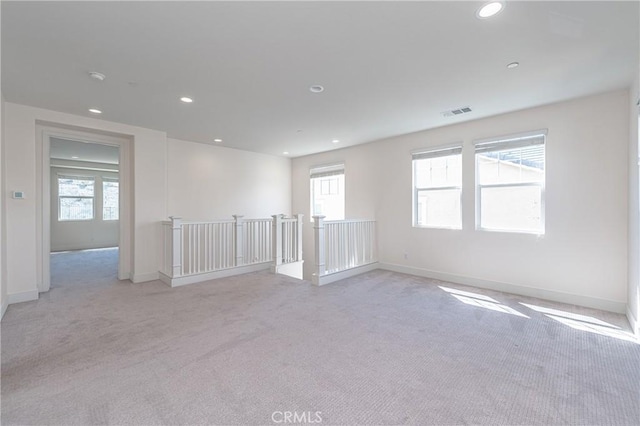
(628, 70, 640, 336)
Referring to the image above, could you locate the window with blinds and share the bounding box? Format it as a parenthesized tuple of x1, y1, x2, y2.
(310, 163, 345, 221)
(475, 131, 546, 233)
(412, 145, 463, 229)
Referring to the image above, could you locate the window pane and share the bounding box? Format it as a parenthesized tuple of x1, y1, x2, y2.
(311, 174, 345, 220)
(480, 185, 542, 232)
(58, 176, 95, 196)
(103, 180, 119, 220)
(477, 145, 544, 185)
(415, 155, 462, 188)
(59, 197, 94, 220)
(416, 189, 461, 229)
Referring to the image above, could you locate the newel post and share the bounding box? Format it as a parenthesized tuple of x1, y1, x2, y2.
(272, 214, 283, 267)
(312, 215, 326, 285)
(295, 214, 304, 261)
(170, 216, 182, 278)
(233, 215, 244, 267)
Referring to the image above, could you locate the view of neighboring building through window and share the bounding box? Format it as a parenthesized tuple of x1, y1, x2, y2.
(58, 175, 95, 221)
(412, 146, 462, 229)
(475, 132, 546, 233)
(310, 163, 345, 220)
(103, 178, 119, 220)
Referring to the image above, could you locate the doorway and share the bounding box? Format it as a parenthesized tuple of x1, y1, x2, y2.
(36, 124, 133, 293)
(49, 138, 120, 290)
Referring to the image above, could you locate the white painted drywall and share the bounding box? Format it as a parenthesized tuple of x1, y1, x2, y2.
(1, 89, 7, 317)
(628, 72, 640, 333)
(3, 102, 167, 299)
(293, 90, 630, 312)
(167, 138, 291, 220)
(0, 3, 7, 318)
(50, 164, 119, 251)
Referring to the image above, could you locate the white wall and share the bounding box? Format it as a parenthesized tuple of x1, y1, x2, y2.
(4, 102, 167, 301)
(2, 103, 294, 306)
(50, 164, 119, 251)
(629, 72, 640, 334)
(167, 138, 291, 219)
(293, 90, 630, 313)
(0, 4, 7, 318)
(1, 93, 7, 317)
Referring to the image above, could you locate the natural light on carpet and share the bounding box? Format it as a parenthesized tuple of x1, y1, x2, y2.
(520, 303, 638, 344)
(439, 286, 529, 318)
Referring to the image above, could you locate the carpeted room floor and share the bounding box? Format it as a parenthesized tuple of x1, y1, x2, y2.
(1, 248, 639, 425)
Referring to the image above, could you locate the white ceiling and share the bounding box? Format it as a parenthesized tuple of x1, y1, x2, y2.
(2, 1, 638, 158)
(50, 138, 119, 165)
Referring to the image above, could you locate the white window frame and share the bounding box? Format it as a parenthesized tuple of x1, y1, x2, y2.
(310, 163, 345, 221)
(412, 145, 463, 229)
(474, 130, 547, 234)
(57, 174, 96, 221)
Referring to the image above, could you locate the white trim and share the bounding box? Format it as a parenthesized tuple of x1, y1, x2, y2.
(378, 263, 626, 314)
(7, 290, 39, 305)
(36, 124, 134, 291)
(160, 262, 271, 287)
(130, 272, 160, 283)
(271, 260, 304, 280)
(312, 262, 378, 286)
(627, 305, 639, 337)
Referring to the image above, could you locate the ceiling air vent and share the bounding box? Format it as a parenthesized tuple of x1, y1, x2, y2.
(441, 106, 472, 117)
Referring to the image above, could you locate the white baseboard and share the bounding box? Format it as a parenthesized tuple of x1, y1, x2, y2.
(271, 260, 304, 280)
(312, 262, 379, 286)
(160, 262, 271, 288)
(1, 297, 8, 320)
(378, 263, 627, 314)
(130, 272, 160, 283)
(627, 306, 639, 337)
(7, 289, 39, 305)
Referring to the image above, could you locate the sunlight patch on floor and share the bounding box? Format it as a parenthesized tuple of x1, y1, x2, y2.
(520, 302, 638, 344)
(439, 286, 529, 318)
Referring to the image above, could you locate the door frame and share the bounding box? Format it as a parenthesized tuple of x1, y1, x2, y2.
(36, 123, 133, 292)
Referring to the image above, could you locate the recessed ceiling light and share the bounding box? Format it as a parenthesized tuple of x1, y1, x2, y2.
(477, 1, 504, 19)
(88, 71, 106, 81)
(71, 156, 79, 159)
(507, 61, 520, 69)
(283, 151, 289, 155)
(88, 108, 102, 114)
(332, 139, 340, 144)
(309, 85, 324, 93)
(180, 97, 193, 103)
(213, 138, 223, 143)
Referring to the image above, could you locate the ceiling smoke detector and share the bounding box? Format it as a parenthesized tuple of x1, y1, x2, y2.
(89, 71, 106, 81)
(309, 85, 324, 93)
(441, 106, 472, 117)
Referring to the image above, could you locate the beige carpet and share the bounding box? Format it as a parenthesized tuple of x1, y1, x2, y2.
(2, 248, 639, 425)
